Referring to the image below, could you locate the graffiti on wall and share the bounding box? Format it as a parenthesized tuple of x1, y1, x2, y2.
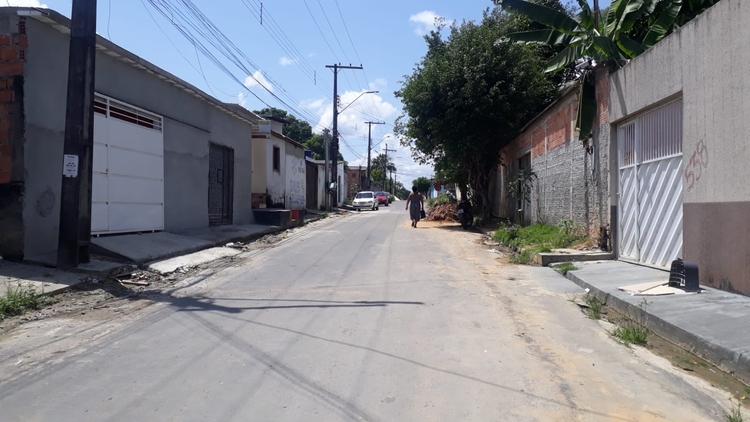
(684, 140, 708, 192)
(286, 155, 306, 210)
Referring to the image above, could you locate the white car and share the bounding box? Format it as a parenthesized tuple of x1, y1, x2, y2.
(352, 191, 379, 211)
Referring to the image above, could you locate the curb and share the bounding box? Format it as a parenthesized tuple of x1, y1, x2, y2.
(565, 271, 750, 385)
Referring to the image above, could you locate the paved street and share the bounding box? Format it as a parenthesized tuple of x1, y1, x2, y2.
(0, 207, 733, 421)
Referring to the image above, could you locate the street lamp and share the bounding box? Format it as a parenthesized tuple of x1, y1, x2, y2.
(339, 90, 378, 114)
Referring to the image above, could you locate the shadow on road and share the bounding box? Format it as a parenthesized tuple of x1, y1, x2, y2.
(146, 294, 424, 314)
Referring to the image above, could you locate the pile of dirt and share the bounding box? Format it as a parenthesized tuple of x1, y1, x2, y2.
(425, 202, 459, 222)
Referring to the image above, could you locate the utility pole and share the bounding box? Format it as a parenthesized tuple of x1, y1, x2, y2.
(323, 128, 330, 211)
(57, 0, 97, 270)
(364, 121, 384, 190)
(593, 0, 600, 30)
(383, 144, 396, 193)
(326, 64, 363, 206)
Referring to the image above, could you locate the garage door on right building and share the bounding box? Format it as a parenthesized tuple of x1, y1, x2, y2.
(617, 99, 683, 268)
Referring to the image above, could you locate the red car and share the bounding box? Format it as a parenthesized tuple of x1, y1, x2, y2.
(375, 191, 389, 206)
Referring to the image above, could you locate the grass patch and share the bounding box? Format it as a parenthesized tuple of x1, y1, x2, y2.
(321, 212, 329, 219)
(583, 295, 604, 320)
(509, 245, 551, 265)
(554, 262, 578, 276)
(611, 321, 649, 346)
(0, 283, 48, 320)
(493, 221, 582, 256)
(723, 399, 744, 422)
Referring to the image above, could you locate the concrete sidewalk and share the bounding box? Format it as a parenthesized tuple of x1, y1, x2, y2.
(565, 261, 750, 384)
(91, 223, 281, 264)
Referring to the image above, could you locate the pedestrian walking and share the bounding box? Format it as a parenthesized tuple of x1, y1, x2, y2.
(405, 186, 425, 228)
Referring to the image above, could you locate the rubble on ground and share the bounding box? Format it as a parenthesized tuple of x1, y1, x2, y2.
(425, 202, 459, 222)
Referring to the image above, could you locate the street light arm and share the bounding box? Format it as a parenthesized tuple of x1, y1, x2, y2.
(339, 90, 378, 114)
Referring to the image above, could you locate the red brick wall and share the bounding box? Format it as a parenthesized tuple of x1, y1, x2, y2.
(0, 18, 26, 185)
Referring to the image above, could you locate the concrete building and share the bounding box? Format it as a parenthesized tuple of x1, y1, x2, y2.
(490, 69, 610, 245)
(608, 0, 750, 294)
(251, 115, 306, 210)
(345, 165, 366, 198)
(307, 159, 345, 210)
(0, 8, 265, 261)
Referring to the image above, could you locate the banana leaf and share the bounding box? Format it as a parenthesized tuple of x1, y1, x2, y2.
(506, 29, 576, 45)
(642, 0, 683, 48)
(500, 0, 582, 34)
(544, 44, 585, 73)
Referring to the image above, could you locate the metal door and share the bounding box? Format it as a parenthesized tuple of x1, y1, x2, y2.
(209, 143, 234, 226)
(92, 94, 165, 234)
(617, 99, 683, 267)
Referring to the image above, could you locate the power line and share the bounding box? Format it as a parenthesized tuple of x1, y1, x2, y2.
(145, 0, 321, 124)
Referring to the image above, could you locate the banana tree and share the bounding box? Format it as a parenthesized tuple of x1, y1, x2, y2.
(495, 0, 683, 141)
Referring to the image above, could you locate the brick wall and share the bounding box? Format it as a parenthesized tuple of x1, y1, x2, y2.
(0, 15, 27, 259)
(493, 68, 611, 245)
(0, 19, 25, 184)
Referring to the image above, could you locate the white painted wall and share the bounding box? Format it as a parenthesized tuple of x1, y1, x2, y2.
(285, 147, 306, 210)
(265, 137, 286, 206)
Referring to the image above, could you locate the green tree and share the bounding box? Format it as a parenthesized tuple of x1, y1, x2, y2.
(395, 10, 556, 218)
(302, 134, 345, 163)
(496, 0, 685, 140)
(253, 107, 313, 144)
(412, 177, 432, 195)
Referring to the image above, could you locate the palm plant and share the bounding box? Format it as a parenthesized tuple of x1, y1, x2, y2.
(496, 0, 684, 140)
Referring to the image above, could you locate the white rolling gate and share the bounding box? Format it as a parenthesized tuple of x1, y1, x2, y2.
(617, 99, 683, 268)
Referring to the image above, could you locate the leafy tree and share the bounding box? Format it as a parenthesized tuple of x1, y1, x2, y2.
(303, 134, 345, 163)
(496, 0, 685, 140)
(412, 177, 432, 195)
(395, 10, 556, 218)
(253, 107, 313, 144)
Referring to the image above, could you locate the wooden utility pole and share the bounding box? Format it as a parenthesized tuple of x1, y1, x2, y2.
(364, 121, 384, 190)
(326, 64, 362, 205)
(383, 144, 396, 193)
(323, 128, 330, 210)
(57, 0, 97, 270)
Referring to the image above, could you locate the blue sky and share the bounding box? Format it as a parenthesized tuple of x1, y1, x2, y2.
(12, 0, 609, 181)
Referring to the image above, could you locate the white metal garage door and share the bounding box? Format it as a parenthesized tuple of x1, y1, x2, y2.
(618, 99, 683, 268)
(92, 94, 164, 235)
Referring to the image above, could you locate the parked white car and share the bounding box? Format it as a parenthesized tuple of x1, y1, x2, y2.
(352, 191, 379, 211)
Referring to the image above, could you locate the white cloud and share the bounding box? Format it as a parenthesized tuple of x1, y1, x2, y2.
(409, 10, 452, 36)
(368, 78, 387, 91)
(4, 0, 47, 6)
(279, 56, 296, 67)
(308, 52, 316, 58)
(300, 91, 434, 180)
(244, 70, 273, 93)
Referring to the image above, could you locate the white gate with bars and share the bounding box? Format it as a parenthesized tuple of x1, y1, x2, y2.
(617, 99, 683, 268)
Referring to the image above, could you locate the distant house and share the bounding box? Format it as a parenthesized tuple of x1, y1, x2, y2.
(251, 115, 306, 210)
(345, 166, 366, 198)
(0, 7, 265, 262)
(306, 159, 345, 210)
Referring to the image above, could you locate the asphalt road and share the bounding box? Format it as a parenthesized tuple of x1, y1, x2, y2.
(0, 205, 733, 421)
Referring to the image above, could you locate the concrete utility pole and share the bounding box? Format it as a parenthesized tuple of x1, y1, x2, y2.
(57, 0, 97, 270)
(383, 144, 396, 193)
(323, 128, 330, 211)
(364, 121, 384, 190)
(326, 64, 363, 205)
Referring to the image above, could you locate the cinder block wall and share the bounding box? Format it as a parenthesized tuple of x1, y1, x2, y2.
(493, 69, 611, 244)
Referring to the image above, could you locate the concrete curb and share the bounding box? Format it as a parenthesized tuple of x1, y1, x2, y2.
(565, 270, 750, 385)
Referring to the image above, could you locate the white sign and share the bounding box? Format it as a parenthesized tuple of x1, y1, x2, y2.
(63, 154, 79, 178)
